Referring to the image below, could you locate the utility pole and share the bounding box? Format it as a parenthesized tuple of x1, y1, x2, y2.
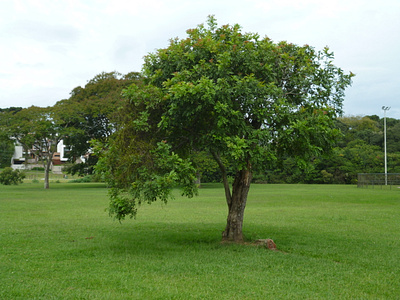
(382, 106, 390, 185)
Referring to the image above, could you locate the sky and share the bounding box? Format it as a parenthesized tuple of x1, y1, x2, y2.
(1, 0, 399, 119)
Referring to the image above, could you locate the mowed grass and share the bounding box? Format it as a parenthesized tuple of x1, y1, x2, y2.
(0, 183, 399, 299)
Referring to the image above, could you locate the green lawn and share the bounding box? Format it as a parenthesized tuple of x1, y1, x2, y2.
(22, 169, 82, 183)
(0, 183, 399, 299)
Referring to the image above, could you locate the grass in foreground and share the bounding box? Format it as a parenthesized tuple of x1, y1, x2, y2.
(0, 183, 399, 299)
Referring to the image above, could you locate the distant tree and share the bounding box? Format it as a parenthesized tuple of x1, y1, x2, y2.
(0, 107, 23, 114)
(0, 136, 14, 168)
(55, 71, 142, 176)
(4, 106, 69, 189)
(0, 108, 22, 168)
(366, 114, 380, 122)
(337, 116, 381, 146)
(191, 150, 222, 184)
(98, 17, 353, 242)
(340, 140, 383, 175)
(386, 119, 400, 153)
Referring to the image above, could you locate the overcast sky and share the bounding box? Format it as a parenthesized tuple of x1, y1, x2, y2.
(1, 0, 399, 119)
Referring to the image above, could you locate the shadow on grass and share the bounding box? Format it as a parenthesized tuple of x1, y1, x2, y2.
(103, 221, 226, 255)
(18, 182, 108, 190)
(64, 183, 107, 189)
(102, 218, 398, 262)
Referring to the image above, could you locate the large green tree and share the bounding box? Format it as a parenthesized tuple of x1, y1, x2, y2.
(100, 17, 353, 242)
(55, 71, 142, 176)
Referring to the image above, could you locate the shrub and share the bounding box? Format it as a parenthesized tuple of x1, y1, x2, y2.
(0, 167, 26, 185)
(31, 167, 45, 171)
(69, 175, 93, 183)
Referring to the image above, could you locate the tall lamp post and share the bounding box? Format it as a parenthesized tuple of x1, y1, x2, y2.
(382, 106, 390, 185)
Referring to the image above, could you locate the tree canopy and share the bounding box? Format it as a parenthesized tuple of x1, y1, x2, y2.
(0, 136, 14, 168)
(98, 17, 354, 242)
(0, 108, 22, 168)
(55, 71, 142, 176)
(3, 105, 69, 189)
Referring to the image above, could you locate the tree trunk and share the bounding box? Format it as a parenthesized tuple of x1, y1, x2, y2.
(195, 171, 201, 187)
(211, 151, 252, 243)
(44, 159, 52, 189)
(211, 151, 232, 204)
(222, 167, 252, 243)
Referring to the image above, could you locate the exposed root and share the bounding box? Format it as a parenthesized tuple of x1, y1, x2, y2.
(253, 239, 277, 250)
(221, 238, 278, 251)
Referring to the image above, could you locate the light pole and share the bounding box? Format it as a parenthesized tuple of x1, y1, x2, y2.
(382, 106, 390, 185)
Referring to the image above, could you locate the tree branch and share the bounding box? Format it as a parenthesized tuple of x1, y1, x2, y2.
(210, 150, 232, 206)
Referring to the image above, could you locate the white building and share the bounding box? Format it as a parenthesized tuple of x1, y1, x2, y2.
(11, 144, 26, 170)
(11, 140, 71, 172)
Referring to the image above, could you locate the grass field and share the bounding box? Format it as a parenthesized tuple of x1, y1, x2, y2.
(22, 169, 82, 183)
(0, 183, 399, 299)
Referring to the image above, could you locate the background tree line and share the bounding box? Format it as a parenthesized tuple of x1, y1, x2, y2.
(1, 78, 398, 186)
(0, 72, 141, 188)
(261, 115, 400, 184)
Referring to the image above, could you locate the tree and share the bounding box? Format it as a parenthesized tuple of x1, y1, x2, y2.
(100, 17, 353, 242)
(191, 150, 222, 184)
(55, 71, 142, 176)
(5, 106, 69, 189)
(0, 108, 22, 168)
(0, 107, 23, 114)
(386, 119, 400, 153)
(336, 116, 381, 147)
(0, 137, 14, 168)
